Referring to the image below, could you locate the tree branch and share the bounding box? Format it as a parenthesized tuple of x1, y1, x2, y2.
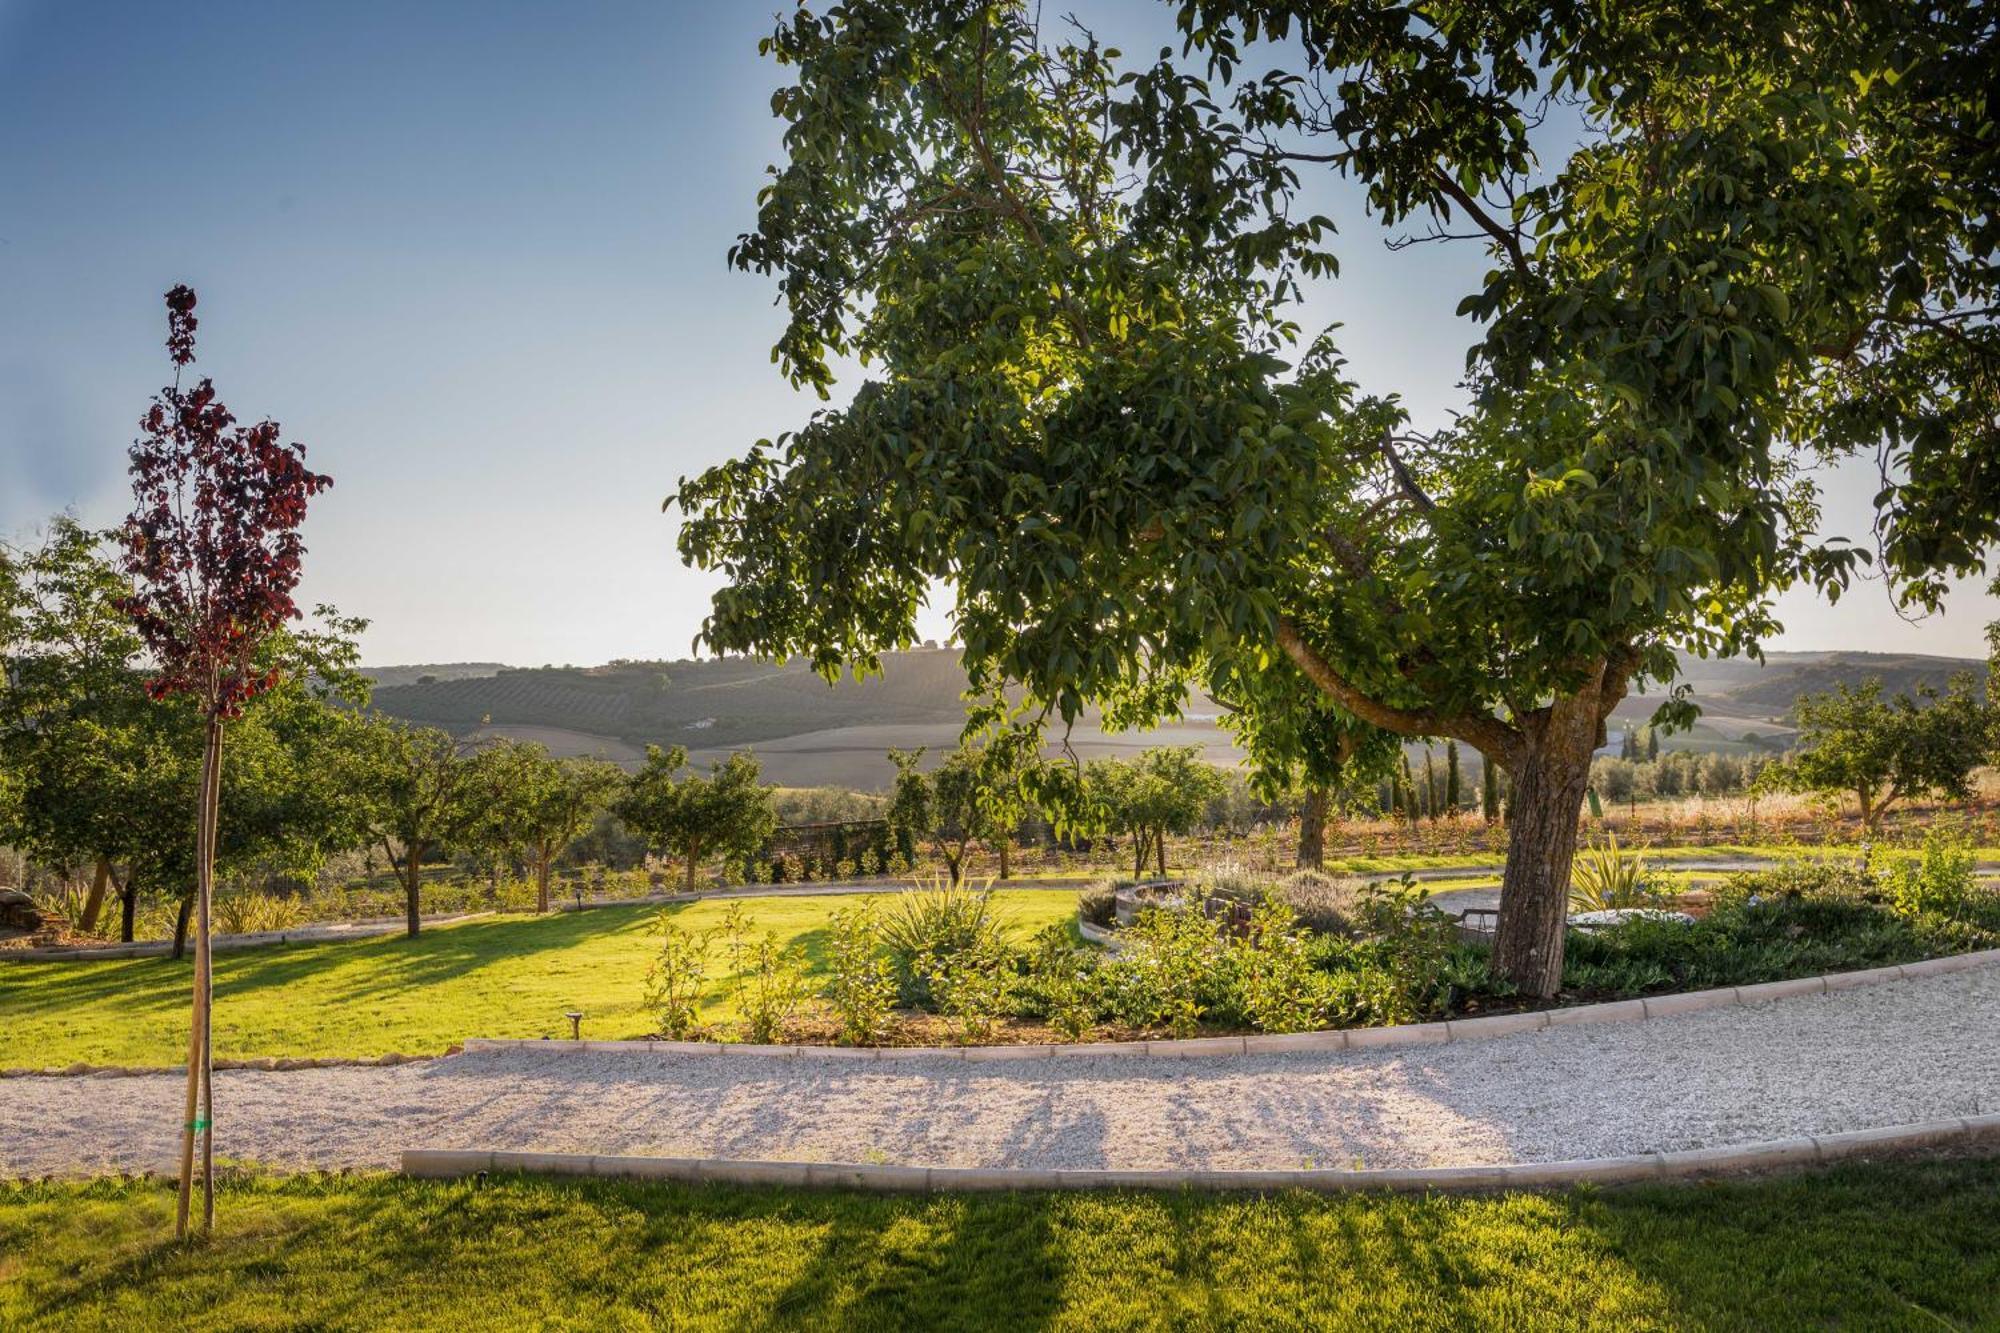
(1276, 615, 1521, 764)
(1427, 167, 1529, 279)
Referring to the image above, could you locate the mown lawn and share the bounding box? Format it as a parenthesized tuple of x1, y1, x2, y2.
(0, 891, 1077, 1068)
(3, 1160, 1997, 1330)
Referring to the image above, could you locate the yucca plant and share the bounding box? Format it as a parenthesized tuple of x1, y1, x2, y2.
(879, 874, 1002, 1005)
(1568, 833, 1656, 912)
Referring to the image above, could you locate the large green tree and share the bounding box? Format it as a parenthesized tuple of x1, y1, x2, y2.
(357, 722, 481, 938)
(616, 746, 777, 891)
(1, 519, 375, 948)
(1768, 677, 1993, 829)
(464, 741, 627, 912)
(672, 1, 1986, 994)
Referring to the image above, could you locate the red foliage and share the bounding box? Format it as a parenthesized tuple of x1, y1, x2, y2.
(118, 286, 332, 718)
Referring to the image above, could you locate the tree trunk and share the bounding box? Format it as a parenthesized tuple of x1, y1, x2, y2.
(1155, 830, 1167, 879)
(171, 891, 193, 960)
(177, 713, 223, 1240)
(1858, 785, 1877, 831)
(403, 843, 425, 938)
(1297, 788, 1329, 869)
(120, 873, 137, 944)
(1491, 699, 1597, 999)
(1132, 833, 1149, 879)
(683, 846, 699, 894)
(995, 836, 1010, 880)
(80, 857, 112, 934)
(536, 849, 552, 914)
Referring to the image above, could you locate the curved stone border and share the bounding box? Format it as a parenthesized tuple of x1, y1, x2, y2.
(457, 947, 2000, 1063)
(403, 1112, 2000, 1193)
(0, 1051, 439, 1080)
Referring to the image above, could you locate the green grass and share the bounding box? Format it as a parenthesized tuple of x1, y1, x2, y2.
(3, 1162, 1997, 1330)
(0, 892, 1077, 1068)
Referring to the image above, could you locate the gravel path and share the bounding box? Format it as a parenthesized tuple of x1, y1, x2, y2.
(7, 964, 1997, 1177)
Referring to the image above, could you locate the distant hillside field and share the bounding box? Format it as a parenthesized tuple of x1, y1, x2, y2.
(360, 647, 1986, 788)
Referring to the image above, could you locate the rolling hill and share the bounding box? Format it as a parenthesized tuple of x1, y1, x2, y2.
(359, 647, 1987, 788)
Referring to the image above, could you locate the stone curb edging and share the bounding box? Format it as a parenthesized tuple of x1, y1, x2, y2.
(402, 1112, 2000, 1194)
(0, 1051, 439, 1080)
(455, 947, 2000, 1064)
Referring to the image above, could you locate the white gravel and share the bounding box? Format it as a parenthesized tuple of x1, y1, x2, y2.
(7, 964, 1997, 1177)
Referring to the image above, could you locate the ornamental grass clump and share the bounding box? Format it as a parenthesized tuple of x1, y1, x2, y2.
(1277, 869, 1363, 937)
(1568, 833, 1658, 912)
(879, 875, 1002, 1004)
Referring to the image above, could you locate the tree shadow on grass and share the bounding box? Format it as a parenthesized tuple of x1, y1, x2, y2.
(13, 1162, 2000, 1330)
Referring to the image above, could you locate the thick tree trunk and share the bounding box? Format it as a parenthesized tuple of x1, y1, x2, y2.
(996, 836, 1010, 880)
(1155, 830, 1167, 879)
(79, 857, 112, 934)
(536, 850, 552, 914)
(120, 874, 137, 944)
(1491, 698, 1598, 999)
(1297, 788, 1329, 869)
(684, 843, 700, 893)
(403, 845, 425, 938)
(171, 891, 193, 960)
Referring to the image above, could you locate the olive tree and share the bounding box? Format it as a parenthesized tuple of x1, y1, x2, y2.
(671, 1, 1989, 994)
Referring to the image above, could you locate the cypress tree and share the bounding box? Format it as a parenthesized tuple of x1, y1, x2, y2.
(1445, 740, 1462, 815)
(1423, 749, 1440, 822)
(1646, 728, 1660, 761)
(1481, 756, 1500, 823)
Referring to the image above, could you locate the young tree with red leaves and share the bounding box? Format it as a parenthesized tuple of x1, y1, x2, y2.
(118, 285, 331, 1240)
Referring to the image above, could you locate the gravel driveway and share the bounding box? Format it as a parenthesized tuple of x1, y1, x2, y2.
(7, 964, 1997, 1177)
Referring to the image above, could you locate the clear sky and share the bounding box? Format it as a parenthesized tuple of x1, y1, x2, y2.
(4, 1, 1993, 666)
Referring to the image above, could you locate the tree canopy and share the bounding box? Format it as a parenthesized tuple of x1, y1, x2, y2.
(1767, 676, 1994, 828)
(616, 746, 778, 891)
(670, 0, 1995, 994)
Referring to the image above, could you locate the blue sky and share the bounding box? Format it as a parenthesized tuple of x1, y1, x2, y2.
(3, 1, 1992, 666)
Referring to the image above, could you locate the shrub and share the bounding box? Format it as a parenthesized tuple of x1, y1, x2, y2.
(1277, 869, 1362, 937)
(879, 876, 1003, 1004)
(1102, 904, 1223, 1035)
(719, 903, 811, 1043)
(918, 930, 1013, 1043)
(1017, 922, 1099, 1040)
(1231, 896, 1338, 1033)
(213, 890, 304, 936)
(644, 911, 717, 1039)
(1885, 824, 1977, 921)
(1076, 878, 1120, 927)
(822, 904, 897, 1045)
(1355, 876, 1462, 1021)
